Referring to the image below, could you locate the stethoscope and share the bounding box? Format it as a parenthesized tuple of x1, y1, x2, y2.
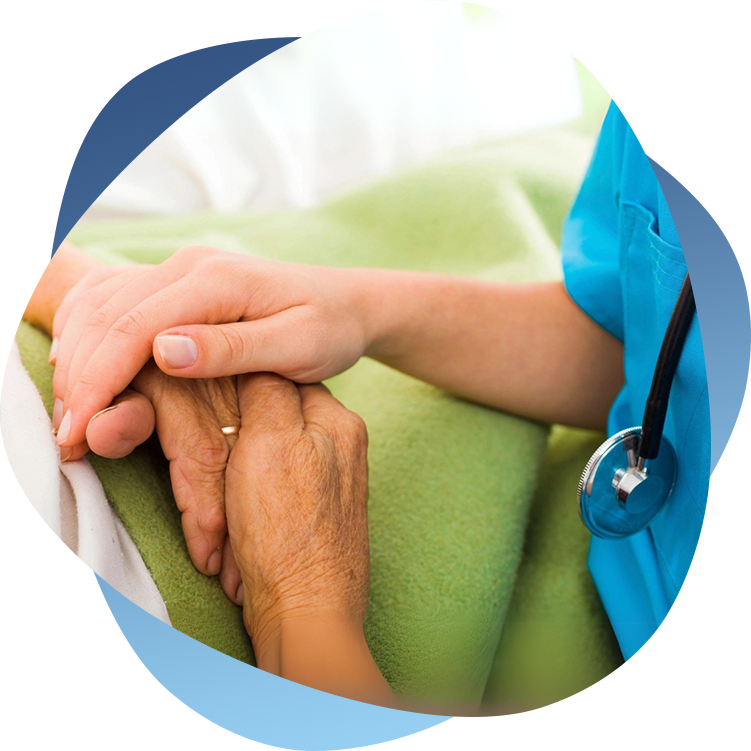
(578, 273, 696, 539)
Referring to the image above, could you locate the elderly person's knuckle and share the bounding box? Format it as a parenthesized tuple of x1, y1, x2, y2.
(337, 410, 368, 449)
(208, 376, 241, 416)
(239, 423, 286, 463)
(190, 435, 230, 471)
(347, 410, 368, 441)
(303, 420, 328, 447)
(199, 504, 227, 535)
(133, 358, 162, 387)
(253, 372, 285, 388)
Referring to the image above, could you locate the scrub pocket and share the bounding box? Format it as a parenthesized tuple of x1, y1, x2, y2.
(620, 200, 688, 337)
(618, 200, 685, 406)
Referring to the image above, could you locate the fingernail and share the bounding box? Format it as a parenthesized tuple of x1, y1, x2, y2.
(53, 399, 63, 432)
(59, 446, 72, 462)
(235, 582, 244, 605)
(207, 549, 222, 576)
(86, 406, 119, 441)
(56, 410, 72, 445)
(49, 337, 59, 364)
(89, 405, 118, 423)
(157, 335, 197, 369)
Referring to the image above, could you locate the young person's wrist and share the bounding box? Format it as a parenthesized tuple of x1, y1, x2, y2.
(339, 268, 398, 361)
(24, 243, 99, 334)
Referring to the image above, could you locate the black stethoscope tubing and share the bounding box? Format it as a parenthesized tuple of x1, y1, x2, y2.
(577, 272, 696, 539)
(638, 274, 696, 464)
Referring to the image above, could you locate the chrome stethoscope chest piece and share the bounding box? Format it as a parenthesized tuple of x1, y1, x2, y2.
(577, 426, 677, 540)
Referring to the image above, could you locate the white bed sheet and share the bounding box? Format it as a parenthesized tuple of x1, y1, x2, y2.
(0, 342, 170, 749)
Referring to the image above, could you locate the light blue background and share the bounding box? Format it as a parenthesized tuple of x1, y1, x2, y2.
(94, 574, 748, 751)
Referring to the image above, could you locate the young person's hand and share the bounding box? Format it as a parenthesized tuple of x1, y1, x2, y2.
(52, 246, 371, 450)
(51, 240, 624, 457)
(225, 373, 393, 706)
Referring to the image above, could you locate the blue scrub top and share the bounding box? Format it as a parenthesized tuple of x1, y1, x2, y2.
(561, 102, 710, 659)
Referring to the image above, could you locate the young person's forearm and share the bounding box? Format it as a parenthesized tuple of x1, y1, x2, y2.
(28, 250, 624, 431)
(354, 272, 623, 431)
(254, 614, 395, 708)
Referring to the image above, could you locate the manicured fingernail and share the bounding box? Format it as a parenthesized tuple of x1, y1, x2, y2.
(56, 410, 72, 445)
(53, 398, 63, 432)
(59, 446, 72, 462)
(157, 335, 197, 369)
(207, 549, 222, 576)
(235, 582, 244, 605)
(49, 337, 59, 364)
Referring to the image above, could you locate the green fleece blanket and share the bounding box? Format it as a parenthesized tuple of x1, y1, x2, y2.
(16, 110, 622, 713)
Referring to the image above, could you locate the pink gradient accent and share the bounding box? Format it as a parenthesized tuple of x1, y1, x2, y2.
(631, 540, 710, 717)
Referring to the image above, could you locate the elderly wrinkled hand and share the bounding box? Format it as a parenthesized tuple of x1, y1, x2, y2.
(226, 372, 370, 650)
(224, 373, 392, 706)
